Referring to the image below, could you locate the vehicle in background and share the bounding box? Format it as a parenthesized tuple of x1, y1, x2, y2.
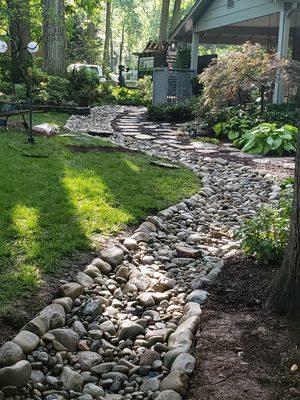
(68, 63, 106, 82)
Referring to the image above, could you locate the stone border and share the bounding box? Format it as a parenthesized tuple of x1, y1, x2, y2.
(0, 204, 215, 400)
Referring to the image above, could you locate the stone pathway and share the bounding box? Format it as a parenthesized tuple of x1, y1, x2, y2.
(0, 107, 285, 400)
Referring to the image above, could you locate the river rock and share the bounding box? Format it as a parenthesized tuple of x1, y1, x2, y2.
(100, 247, 124, 267)
(77, 351, 102, 370)
(39, 303, 66, 329)
(123, 238, 138, 250)
(175, 245, 201, 259)
(50, 329, 79, 352)
(12, 331, 39, 353)
(160, 371, 189, 397)
(0, 360, 31, 388)
(59, 282, 83, 299)
(61, 366, 83, 391)
(118, 320, 145, 340)
(53, 297, 73, 313)
(0, 342, 23, 367)
(186, 290, 208, 304)
(76, 272, 94, 287)
(155, 390, 182, 400)
(171, 353, 196, 375)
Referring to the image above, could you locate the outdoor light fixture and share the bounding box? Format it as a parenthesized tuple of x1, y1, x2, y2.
(0, 39, 39, 143)
(27, 41, 39, 54)
(0, 40, 8, 54)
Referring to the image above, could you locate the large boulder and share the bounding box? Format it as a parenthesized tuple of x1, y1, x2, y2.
(0, 342, 23, 367)
(13, 331, 39, 353)
(0, 360, 31, 388)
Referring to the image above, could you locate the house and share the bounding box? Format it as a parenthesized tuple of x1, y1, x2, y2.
(169, 0, 300, 103)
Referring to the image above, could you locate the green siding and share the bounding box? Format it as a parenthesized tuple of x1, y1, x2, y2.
(195, 0, 284, 32)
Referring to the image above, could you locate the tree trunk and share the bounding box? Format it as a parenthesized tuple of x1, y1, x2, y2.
(169, 0, 181, 36)
(7, 0, 31, 83)
(110, 28, 114, 70)
(159, 0, 170, 42)
(269, 128, 300, 321)
(119, 23, 125, 66)
(42, 0, 67, 77)
(103, 0, 111, 76)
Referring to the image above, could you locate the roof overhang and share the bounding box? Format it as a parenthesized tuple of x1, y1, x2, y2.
(170, 0, 300, 45)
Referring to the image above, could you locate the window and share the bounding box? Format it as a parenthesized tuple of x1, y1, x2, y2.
(227, 0, 235, 8)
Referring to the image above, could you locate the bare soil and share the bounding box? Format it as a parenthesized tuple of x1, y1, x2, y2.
(68, 144, 141, 154)
(190, 256, 300, 400)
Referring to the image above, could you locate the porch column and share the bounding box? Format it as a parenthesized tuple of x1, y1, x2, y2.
(273, 4, 294, 104)
(191, 32, 200, 74)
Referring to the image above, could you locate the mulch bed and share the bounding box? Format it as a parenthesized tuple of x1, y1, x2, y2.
(190, 255, 300, 400)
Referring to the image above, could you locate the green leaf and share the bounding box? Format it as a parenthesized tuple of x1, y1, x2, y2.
(228, 131, 240, 140)
(213, 122, 223, 135)
(271, 138, 283, 150)
(242, 141, 255, 152)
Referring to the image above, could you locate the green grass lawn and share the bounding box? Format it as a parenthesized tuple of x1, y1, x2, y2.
(0, 113, 199, 315)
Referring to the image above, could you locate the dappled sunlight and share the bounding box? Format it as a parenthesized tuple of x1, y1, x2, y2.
(11, 204, 40, 263)
(61, 165, 134, 236)
(124, 159, 141, 172)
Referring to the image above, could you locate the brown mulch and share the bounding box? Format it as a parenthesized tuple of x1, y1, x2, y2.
(190, 256, 300, 400)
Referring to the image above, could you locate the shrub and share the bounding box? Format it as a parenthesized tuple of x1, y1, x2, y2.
(136, 76, 152, 105)
(237, 185, 293, 264)
(31, 67, 70, 105)
(234, 123, 298, 156)
(147, 99, 196, 122)
(34, 76, 70, 105)
(94, 79, 151, 106)
(70, 68, 99, 101)
(198, 42, 298, 115)
(0, 81, 14, 95)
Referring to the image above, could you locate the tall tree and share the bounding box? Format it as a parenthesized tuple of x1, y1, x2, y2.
(169, 0, 181, 36)
(42, 0, 67, 77)
(103, 0, 111, 75)
(269, 129, 300, 321)
(119, 22, 125, 66)
(158, 0, 170, 42)
(6, 0, 31, 83)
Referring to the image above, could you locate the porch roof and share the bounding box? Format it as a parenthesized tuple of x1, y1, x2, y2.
(170, 0, 300, 46)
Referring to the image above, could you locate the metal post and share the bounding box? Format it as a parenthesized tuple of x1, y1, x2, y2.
(27, 67, 34, 143)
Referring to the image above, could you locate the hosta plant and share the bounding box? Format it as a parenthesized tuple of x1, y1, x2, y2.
(234, 123, 298, 156)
